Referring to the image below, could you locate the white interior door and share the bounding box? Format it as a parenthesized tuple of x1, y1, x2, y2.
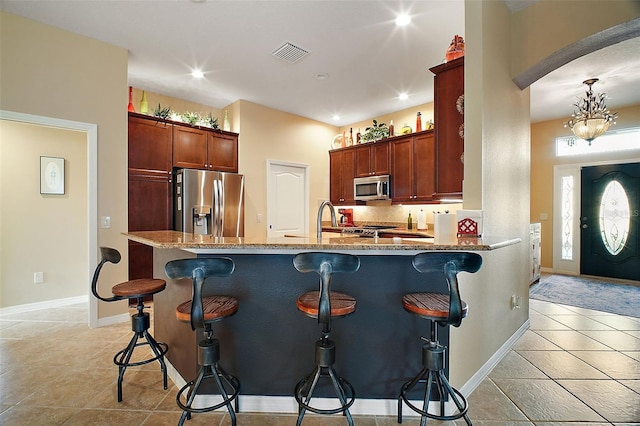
(266, 160, 309, 238)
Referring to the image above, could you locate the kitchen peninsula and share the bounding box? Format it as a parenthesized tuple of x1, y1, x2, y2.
(125, 230, 520, 413)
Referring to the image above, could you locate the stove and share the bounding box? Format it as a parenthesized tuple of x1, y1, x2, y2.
(341, 225, 396, 238)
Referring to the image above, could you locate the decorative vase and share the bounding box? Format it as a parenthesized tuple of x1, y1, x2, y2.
(139, 90, 148, 114)
(445, 35, 465, 62)
(127, 86, 135, 112)
(223, 110, 231, 131)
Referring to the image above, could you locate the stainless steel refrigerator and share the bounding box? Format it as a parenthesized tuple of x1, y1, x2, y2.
(174, 169, 244, 236)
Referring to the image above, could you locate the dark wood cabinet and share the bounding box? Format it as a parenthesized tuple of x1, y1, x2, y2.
(207, 133, 238, 172)
(128, 113, 173, 279)
(173, 124, 238, 172)
(354, 141, 390, 177)
(430, 56, 464, 198)
(390, 130, 435, 203)
(329, 148, 356, 205)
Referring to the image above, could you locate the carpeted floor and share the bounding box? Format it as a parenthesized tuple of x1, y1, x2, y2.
(530, 274, 640, 318)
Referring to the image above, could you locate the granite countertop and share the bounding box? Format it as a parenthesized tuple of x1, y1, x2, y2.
(124, 230, 520, 253)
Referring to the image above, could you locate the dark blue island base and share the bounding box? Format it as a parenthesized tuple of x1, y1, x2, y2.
(152, 249, 452, 400)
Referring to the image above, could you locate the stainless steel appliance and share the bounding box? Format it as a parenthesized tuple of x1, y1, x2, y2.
(354, 175, 391, 201)
(341, 225, 396, 238)
(174, 169, 244, 236)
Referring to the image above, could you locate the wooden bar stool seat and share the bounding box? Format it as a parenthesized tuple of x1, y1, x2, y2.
(91, 247, 168, 403)
(175, 295, 238, 323)
(293, 252, 360, 426)
(297, 291, 356, 317)
(402, 293, 468, 321)
(398, 252, 482, 426)
(111, 278, 166, 298)
(165, 257, 240, 426)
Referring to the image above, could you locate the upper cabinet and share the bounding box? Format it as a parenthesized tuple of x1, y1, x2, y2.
(173, 124, 238, 172)
(429, 56, 464, 198)
(354, 141, 390, 177)
(390, 131, 435, 203)
(329, 147, 356, 205)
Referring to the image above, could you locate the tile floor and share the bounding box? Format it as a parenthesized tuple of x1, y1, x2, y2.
(1, 297, 639, 425)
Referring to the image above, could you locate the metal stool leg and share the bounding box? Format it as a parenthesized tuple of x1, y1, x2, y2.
(295, 337, 355, 426)
(176, 335, 239, 425)
(113, 299, 168, 402)
(398, 322, 470, 425)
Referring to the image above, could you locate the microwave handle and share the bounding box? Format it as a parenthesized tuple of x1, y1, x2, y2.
(377, 181, 382, 198)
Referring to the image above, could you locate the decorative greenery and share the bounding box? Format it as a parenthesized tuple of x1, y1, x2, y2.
(152, 103, 171, 120)
(207, 113, 219, 129)
(181, 111, 200, 125)
(360, 119, 389, 142)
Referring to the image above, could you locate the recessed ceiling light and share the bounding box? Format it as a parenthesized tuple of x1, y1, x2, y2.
(398, 93, 409, 100)
(333, 115, 341, 121)
(315, 73, 330, 80)
(191, 69, 204, 79)
(395, 14, 411, 26)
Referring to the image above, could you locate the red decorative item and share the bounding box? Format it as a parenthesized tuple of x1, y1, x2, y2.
(445, 35, 465, 62)
(457, 217, 478, 237)
(127, 86, 135, 112)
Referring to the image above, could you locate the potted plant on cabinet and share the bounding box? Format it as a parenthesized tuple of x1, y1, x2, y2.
(360, 119, 389, 143)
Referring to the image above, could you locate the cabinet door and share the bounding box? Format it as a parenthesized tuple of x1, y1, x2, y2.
(431, 57, 464, 197)
(390, 136, 413, 202)
(354, 145, 372, 177)
(414, 132, 436, 200)
(341, 148, 356, 203)
(128, 115, 172, 173)
(207, 133, 238, 172)
(173, 125, 207, 169)
(128, 171, 173, 231)
(372, 141, 390, 176)
(329, 149, 355, 204)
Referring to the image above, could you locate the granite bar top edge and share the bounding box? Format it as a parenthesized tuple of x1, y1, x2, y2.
(125, 230, 521, 252)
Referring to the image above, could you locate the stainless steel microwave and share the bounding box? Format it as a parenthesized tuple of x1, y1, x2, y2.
(354, 175, 391, 201)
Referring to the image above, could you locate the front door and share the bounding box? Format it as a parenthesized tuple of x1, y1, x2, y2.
(580, 162, 640, 280)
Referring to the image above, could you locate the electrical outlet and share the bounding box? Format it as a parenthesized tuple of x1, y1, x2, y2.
(256, 213, 263, 223)
(34, 272, 44, 283)
(101, 216, 111, 228)
(511, 294, 522, 310)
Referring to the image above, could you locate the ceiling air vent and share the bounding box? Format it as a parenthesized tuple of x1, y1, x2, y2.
(272, 42, 310, 63)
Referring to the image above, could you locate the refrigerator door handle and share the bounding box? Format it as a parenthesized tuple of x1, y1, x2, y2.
(213, 179, 221, 237)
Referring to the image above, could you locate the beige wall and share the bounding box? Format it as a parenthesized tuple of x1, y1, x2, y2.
(0, 122, 87, 307)
(511, 1, 640, 84)
(0, 11, 128, 318)
(340, 101, 435, 139)
(530, 104, 640, 269)
(234, 99, 338, 238)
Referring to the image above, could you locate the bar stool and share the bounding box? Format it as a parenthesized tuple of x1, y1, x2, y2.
(90, 247, 168, 402)
(164, 257, 240, 426)
(398, 252, 482, 426)
(293, 252, 360, 426)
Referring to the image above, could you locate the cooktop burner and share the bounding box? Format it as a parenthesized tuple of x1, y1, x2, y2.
(341, 225, 396, 237)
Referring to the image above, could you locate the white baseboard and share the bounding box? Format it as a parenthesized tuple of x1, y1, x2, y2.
(459, 318, 530, 397)
(163, 320, 530, 418)
(96, 313, 130, 327)
(0, 295, 88, 316)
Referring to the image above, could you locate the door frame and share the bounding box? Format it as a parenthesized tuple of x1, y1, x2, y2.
(0, 110, 98, 327)
(266, 160, 310, 238)
(552, 157, 640, 276)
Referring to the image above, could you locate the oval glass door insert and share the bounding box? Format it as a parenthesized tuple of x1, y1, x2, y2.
(599, 180, 630, 256)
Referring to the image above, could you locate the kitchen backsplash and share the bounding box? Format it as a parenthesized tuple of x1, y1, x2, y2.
(334, 203, 463, 230)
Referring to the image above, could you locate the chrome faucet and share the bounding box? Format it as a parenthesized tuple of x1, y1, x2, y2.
(317, 200, 337, 240)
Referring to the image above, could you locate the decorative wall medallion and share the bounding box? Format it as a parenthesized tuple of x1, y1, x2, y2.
(456, 94, 464, 114)
(458, 123, 464, 139)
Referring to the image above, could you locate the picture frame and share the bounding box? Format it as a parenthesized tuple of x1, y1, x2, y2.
(40, 156, 65, 195)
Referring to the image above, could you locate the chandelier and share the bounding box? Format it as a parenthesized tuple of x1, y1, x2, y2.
(564, 78, 618, 145)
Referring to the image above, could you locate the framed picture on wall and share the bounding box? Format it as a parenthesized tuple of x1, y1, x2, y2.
(40, 156, 65, 195)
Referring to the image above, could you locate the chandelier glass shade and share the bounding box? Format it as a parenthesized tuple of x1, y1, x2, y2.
(564, 78, 618, 145)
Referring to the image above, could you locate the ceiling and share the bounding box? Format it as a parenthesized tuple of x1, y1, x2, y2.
(2, 1, 639, 126)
